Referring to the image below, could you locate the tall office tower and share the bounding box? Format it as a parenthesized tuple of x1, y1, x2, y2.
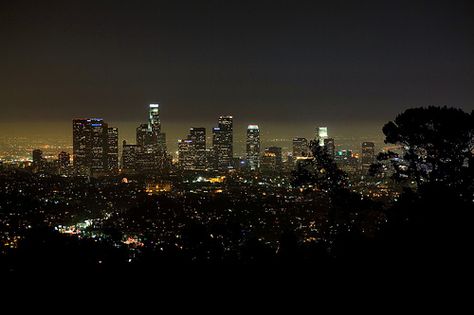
(361, 142, 375, 172)
(136, 123, 153, 147)
(122, 140, 139, 173)
(261, 146, 283, 173)
(188, 127, 206, 170)
(32, 149, 43, 164)
(318, 127, 328, 146)
(73, 118, 112, 175)
(212, 127, 222, 170)
(205, 148, 216, 170)
(148, 103, 167, 153)
(324, 138, 336, 158)
(73, 119, 89, 172)
(246, 125, 260, 171)
(212, 116, 233, 171)
(178, 139, 194, 170)
(292, 137, 309, 157)
(107, 127, 119, 172)
(156, 132, 167, 152)
(148, 103, 161, 134)
(134, 104, 169, 173)
(90, 119, 108, 174)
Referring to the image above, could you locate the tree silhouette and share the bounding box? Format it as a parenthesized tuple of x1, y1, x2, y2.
(372, 107, 474, 264)
(293, 140, 348, 192)
(293, 140, 382, 242)
(377, 106, 474, 194)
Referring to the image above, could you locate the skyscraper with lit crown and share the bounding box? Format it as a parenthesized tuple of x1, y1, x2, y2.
(246, 125, 260, 171)
(129, 104, 170, 173)
(318, 127, 328, 146)
(148, 103, 167, 153)
(148, 103, 161, 134)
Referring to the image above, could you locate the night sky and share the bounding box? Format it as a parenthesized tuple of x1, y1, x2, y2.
(1, 0, 473, 126)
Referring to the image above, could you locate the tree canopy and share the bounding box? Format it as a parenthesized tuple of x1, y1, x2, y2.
(378, 106, 474, 193)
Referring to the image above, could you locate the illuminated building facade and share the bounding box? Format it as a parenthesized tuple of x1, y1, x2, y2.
(189, 127, 206, 170)
(73, 118, 116, 175)
(178, 139, 194, 170)
(177, 127, 206, 171)
(148, 103, 161, 133)
(246, 125, 260, 171)
(148, 104, 167, 153)
(212, 116, 233, 171)
(130, 104, 170, 173)
(122, 140, 139, 172)
(136, 123, 153, 147)
(318, 127, 328, 146)
(107, 127, 119, 173)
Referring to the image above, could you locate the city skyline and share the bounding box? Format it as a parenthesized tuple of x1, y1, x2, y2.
(0, 105, 391, 162)
(1, 0, 472, 273)
(67, 104, 358, 175)
(0, 103, 385, 175)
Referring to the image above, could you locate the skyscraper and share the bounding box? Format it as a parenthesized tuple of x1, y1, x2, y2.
(122, 140, 139, 173)
(73, 119, 89, 173)
(107, 127, 119, 172)
(212, 116, 233, 171)
(189, 127, 206, 170)
(178, 139, 194, 170)
(148, 103, 167, 153)
(324, 138, 335, 158)
(156, 132, 167, 153)
(73, 118, 113, 175)
(318, 127, 328, 146)
(177, 127, 207, 171)
(361, 142, 375, 172)
(131, 104, 170, 173)
(136, 123, 152, 147)
(148, 103, 161, 134)
(292, 137, 309, 158)
(89, 120, 108, 174)
(246, 125, 260, 171)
